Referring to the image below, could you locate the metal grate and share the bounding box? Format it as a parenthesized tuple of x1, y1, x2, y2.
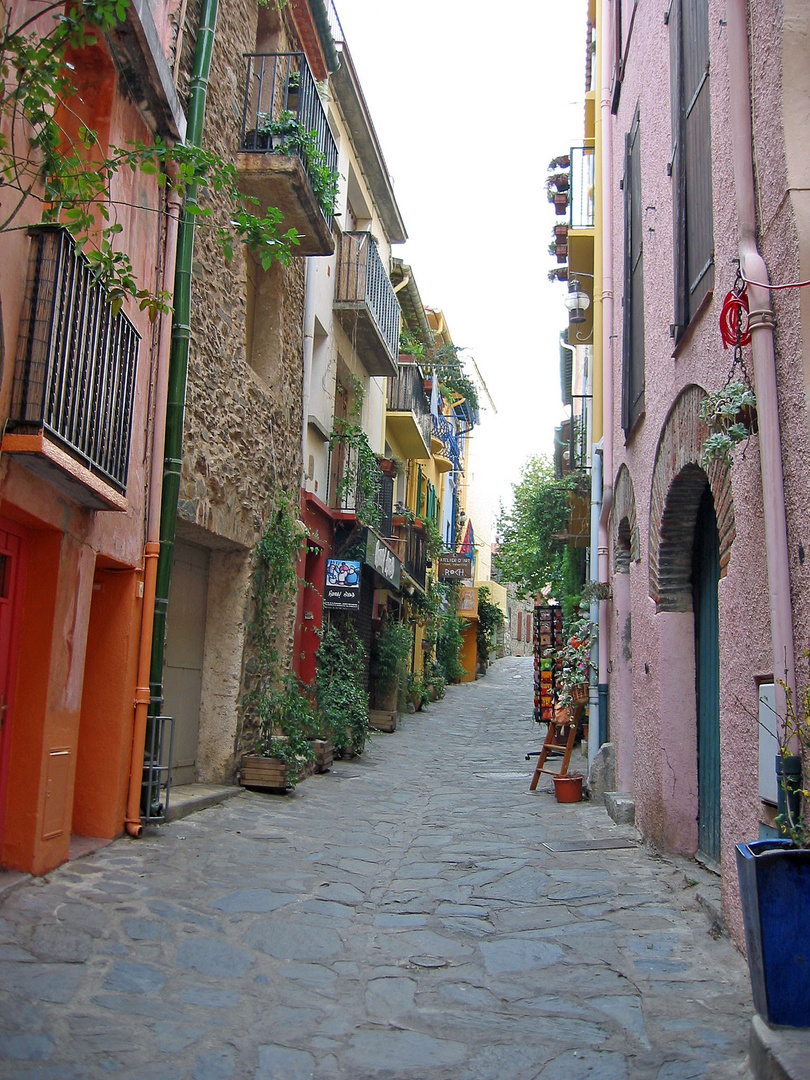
(141, 715, 174, 825)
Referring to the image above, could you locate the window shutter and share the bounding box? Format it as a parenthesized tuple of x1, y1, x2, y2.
(670, 0, 714, 339)
(669, 0, 688, 336)
(683, 0, 714, 319)
(622, 108, 645, 434)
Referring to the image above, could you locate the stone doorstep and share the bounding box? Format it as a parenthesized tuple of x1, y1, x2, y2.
(165, 783, 244, 823)
(749, 1014, 810, 1080)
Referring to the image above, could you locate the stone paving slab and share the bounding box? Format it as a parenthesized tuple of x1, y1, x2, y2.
(0, 657, 755, 1079)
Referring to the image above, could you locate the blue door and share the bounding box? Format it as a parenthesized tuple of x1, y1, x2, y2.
(692, 486, 721, 863)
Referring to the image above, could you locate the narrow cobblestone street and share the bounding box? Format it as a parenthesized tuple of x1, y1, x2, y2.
(0, 657, 753, 1080)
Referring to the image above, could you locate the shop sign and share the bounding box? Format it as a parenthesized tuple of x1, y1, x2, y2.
(457, 586, 478, 616)
(437, 554, 472, 581)
(364, 529, 401, 590)
(324, 559, 361, 610)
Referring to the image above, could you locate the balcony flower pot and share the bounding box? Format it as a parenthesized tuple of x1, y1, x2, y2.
(554, 224, 568, 239)
(735, 839, 810, 1027)
(556, 246, 568, 263)
(554, 192, 569, 215)
(553, 774, 583, 803)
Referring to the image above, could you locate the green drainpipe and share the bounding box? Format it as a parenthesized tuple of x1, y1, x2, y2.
(146, 0, 220, 803)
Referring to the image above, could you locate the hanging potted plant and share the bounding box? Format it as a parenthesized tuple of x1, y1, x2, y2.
(736, 661, 810, 1027)
(699, 380, 758, 468)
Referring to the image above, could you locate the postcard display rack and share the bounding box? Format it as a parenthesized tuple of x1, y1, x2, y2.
(529, 602, 582, 789)
(533, 603, 563, 723)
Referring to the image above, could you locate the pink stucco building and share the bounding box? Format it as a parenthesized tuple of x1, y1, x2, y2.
(595, 0, 810, 947)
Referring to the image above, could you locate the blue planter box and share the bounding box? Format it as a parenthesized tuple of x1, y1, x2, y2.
(735, 839, 810, 1027)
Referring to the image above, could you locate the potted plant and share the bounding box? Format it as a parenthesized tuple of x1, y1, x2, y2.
(241, 676, 316, 792)
(699, 380, 758, 468)
(407, 671, 430, 711)
(553, 773, 584, 803)
(548, 614, 591, 709)
(735, 660, 810, 1027)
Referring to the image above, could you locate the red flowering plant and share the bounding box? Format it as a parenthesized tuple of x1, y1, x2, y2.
(546, 614, 592, 708)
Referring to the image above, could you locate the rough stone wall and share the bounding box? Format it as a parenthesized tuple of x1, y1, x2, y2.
(504, 584, 534, 658)
(173, 0, 306, 769)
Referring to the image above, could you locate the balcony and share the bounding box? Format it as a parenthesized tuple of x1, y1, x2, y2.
(570, 145, 595, 230)
(237, 53, 337, 256)
(327, 442, 393, 536)
(432, 414, 462, 474)
(386, 359, 431, 458)
(334, 232, 401, 378)
(391, 520, 427, 592)
(3, 226, 139, 510)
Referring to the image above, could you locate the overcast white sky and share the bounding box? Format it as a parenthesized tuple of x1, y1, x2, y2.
(331, 1, 588, 526)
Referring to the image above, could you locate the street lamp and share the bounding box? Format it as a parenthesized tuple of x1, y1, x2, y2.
(564, 277, 591, 324)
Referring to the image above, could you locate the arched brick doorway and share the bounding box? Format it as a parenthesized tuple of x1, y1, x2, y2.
(647, 386, 735, 857)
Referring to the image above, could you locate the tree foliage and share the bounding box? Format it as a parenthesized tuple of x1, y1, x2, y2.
(495, 455, 574, 598)
(0, 0, 298, 317)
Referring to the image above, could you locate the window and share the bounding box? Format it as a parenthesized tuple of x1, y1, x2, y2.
(622, 106, 645, 434)
(610, 0, 638, 114)
(668, 0, 714, 339)
(517, 611, 523, 642)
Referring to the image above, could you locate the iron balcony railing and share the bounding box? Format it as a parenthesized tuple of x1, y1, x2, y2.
(432, 414, 462, 473)
(570, 145, 595, 229)
(9, 226, 140, 493)
(335, 231, 401, 365)
(399, 522, 427, 591)
(387, 362, 431, 450)
(240, 52, 339, 229)
(328, 442, 393, 536)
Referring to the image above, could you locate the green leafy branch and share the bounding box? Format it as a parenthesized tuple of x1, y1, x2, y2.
(0, 0, 299, 317)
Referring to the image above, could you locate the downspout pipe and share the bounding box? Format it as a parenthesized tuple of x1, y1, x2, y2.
(125, 181, 182, 837)
(147, 0, 220, 798)
(589, 441, 603, 762)
(301, 257, 315, 489)
(727, 1, 797, 721)
(598, 0, 615, 738)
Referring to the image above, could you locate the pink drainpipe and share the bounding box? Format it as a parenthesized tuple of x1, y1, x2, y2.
(597, 0, 615, 684)
(727, 0, 797, 725)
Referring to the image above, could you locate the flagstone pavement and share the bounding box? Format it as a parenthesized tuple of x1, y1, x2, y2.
(0, 656, 754, 1079)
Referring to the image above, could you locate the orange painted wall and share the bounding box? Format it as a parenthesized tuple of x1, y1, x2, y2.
(460, 619, 478, 684)
(73, 567, 141, 839)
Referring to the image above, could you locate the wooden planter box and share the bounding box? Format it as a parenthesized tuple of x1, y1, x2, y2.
(310, 739, 333, 772)
(369, 709, 397, 733)
(240, 754, 288, 792)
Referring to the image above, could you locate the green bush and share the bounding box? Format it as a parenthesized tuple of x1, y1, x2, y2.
(315, 621, 369, 755)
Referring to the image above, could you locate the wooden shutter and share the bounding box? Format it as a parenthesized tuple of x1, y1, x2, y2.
(669, 0, 714, 339)
(683, 0, 714, 320)
(622, 107, 645, 434)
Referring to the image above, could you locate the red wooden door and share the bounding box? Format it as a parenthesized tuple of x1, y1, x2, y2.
(0, 518, 27, 849)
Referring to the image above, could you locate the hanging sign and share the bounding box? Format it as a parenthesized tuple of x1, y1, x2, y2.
(437, 554, 473, 581)
(457, 586, 478, 617)
(364, 529, 401, 590)
(324, 559, 361, 610)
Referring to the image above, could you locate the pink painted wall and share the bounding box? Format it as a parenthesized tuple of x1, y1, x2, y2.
(606, 0, 810, 950)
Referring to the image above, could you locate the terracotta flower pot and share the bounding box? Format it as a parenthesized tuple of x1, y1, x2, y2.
(553, 774, 583, 803)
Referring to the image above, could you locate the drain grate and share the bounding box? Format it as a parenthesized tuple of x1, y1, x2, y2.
(542, 838, 638, 853)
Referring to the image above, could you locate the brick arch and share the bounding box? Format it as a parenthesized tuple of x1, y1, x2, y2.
(649, 384, 735, 611)
(613, 464, 640, 573)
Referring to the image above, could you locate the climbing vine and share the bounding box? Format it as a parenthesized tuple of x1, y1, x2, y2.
(245, 490, 314, 779)
(0, 0, 298, 317)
